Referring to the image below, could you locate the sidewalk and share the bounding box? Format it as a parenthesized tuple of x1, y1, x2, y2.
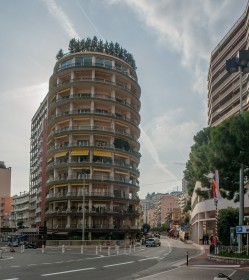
(186, 244, 248, 268)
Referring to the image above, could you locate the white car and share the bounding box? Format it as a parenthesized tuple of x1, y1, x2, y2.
(146, 237, 161, 247)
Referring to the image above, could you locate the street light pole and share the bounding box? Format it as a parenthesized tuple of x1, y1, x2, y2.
(82, 173, 85, 243)
(226, 50, 249, 252)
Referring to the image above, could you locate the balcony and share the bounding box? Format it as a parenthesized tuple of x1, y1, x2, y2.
(46, 174, 139, 187)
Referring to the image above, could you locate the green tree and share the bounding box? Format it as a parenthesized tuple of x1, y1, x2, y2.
(217, 207, 239, 245)
(141, 223, 151, 234)
(184, 112, 249, 201)
(56, 49, 64, 60)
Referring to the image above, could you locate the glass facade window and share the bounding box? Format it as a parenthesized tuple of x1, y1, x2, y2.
(61, 59, 73, 69)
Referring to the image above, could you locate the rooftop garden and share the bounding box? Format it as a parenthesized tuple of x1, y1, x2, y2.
(56, 36, 137, 70)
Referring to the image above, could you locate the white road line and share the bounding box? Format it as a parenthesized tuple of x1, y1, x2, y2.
(42, 263, 52, 265)
(41, 267, 96, 276)
(86, 256, 104, 260)
(138, 257, 159, 261)
(2, 278, 19, 280)
(27, 264, 37, 266)
(10, 266, 20, 268)
(103, 261, 134, 268)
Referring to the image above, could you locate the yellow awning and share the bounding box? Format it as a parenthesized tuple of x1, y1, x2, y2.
(93, 168, 111, 172)
(115, 153, 129, 158)
(71, 149, 89, 156)
(93, 150, 112, 157)
(47, 157, 53, 162)
(115, 170, 128, 175)
(58, 88, 70, 94)
(71, 167, 90, 170)
(55, 135, 67, 139)
(54, 151, 67, 158)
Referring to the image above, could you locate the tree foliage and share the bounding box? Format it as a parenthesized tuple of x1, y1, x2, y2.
(56, 36, 137, 70)
(217, 208, 239, 245)
(184, 112, 249, 201)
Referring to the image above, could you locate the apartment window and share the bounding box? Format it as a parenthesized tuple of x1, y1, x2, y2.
(60, 59, 73, 69)
(95, 109, 108, 114)
(77, 140, 89, 146)
(95, 140, 107, 147)
(96, 57, 112, 68)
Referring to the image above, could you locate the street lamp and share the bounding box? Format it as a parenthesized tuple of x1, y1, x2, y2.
(226, 49, 249, 251)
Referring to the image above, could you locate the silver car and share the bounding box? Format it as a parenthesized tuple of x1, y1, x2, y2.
(146, 237, 161, 247)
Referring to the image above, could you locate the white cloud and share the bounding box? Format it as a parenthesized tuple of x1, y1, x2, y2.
(43, 0, 80, 38)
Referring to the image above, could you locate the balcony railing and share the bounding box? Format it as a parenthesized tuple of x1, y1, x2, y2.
(47, 125, 137, 143)
(46, 191, 139, 201)
(51, 77, 140, 100)
(46, 142, 141, 159)
(49, 93, 139, 113)
(46, 174, 139, 187)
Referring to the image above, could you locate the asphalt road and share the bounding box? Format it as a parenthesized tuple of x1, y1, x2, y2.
(0, 238, 247, 280)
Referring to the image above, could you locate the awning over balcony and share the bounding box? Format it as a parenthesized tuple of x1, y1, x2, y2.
(93, 150, 112, 157)
(115, 153, 129, 158)
(71, 149, 89, 156)
(93, 168, 111, 172)
(54, 151, 67, 158)
(115, 170, 128, 175)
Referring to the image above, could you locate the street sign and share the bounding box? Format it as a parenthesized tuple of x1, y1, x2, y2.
(236, 225, 249, 234)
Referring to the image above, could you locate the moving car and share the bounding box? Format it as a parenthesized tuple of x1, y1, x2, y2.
(146, 237, 161, 247)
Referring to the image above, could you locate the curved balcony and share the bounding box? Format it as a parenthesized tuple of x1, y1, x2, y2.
(52, 59, 139, 88)
(45, 208, 140, 218)
(48, 93, 140, 116)
(47, 125, 139, 145)
(47, 223, 140, 231)
(48, 77, 140, 101)
(47, 110, 140, 131)
(46, 159, 140, 175)
(46, 142, 141, 159)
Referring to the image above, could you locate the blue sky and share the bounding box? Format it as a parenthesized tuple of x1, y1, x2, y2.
(0, 0, 247, 198)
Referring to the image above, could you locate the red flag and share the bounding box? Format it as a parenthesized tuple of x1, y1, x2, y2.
(212, 178, 221, 202)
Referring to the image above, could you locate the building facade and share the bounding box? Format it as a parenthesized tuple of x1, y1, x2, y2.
(155, 194, 180, 227)
(44, 46, 141, 240)
(207, 2, 249, 126)
(30, 97, 48, 227)
(12, 192, 30, 228)
(0, 161, 11, 197)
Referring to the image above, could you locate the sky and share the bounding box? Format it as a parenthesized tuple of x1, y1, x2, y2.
(0, 0, 248, 199)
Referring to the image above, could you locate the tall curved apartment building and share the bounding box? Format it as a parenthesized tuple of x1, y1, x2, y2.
(207, 2, 249, 127)
(45, 48, 141, 240)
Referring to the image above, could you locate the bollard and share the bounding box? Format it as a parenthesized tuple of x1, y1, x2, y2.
(186, 251, 188, 266)
(129, 245, 132, 254)
(108, 246, 110, 256)
(81, 245, 83, 254)
(42, 245, 45, 254)
(116, 246, 119, 255)
(96, 246, 98, 255)
(62, 245, 65, 254)
(0, 249, 2, 259)
(123, 245, 127, 254)
(133, 244, 136, 252)
(99, 245, 102, 252)
(5, 245, 8, 252)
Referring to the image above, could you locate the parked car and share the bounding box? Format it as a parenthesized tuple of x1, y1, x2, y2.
(11, 241, 19, 247)
(146, 237, 161, 247)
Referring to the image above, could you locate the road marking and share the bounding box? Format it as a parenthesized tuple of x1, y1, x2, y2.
(86, 256, 104, 260)
(41, 267, 96, 276)
(2, 278, 19, 280)
(103, 261, 134, 267)
(10, 266, 20, 268)
(42, 263, 52, 265)
(138, 257, 159, 261)
(27, 264, 37, 266)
